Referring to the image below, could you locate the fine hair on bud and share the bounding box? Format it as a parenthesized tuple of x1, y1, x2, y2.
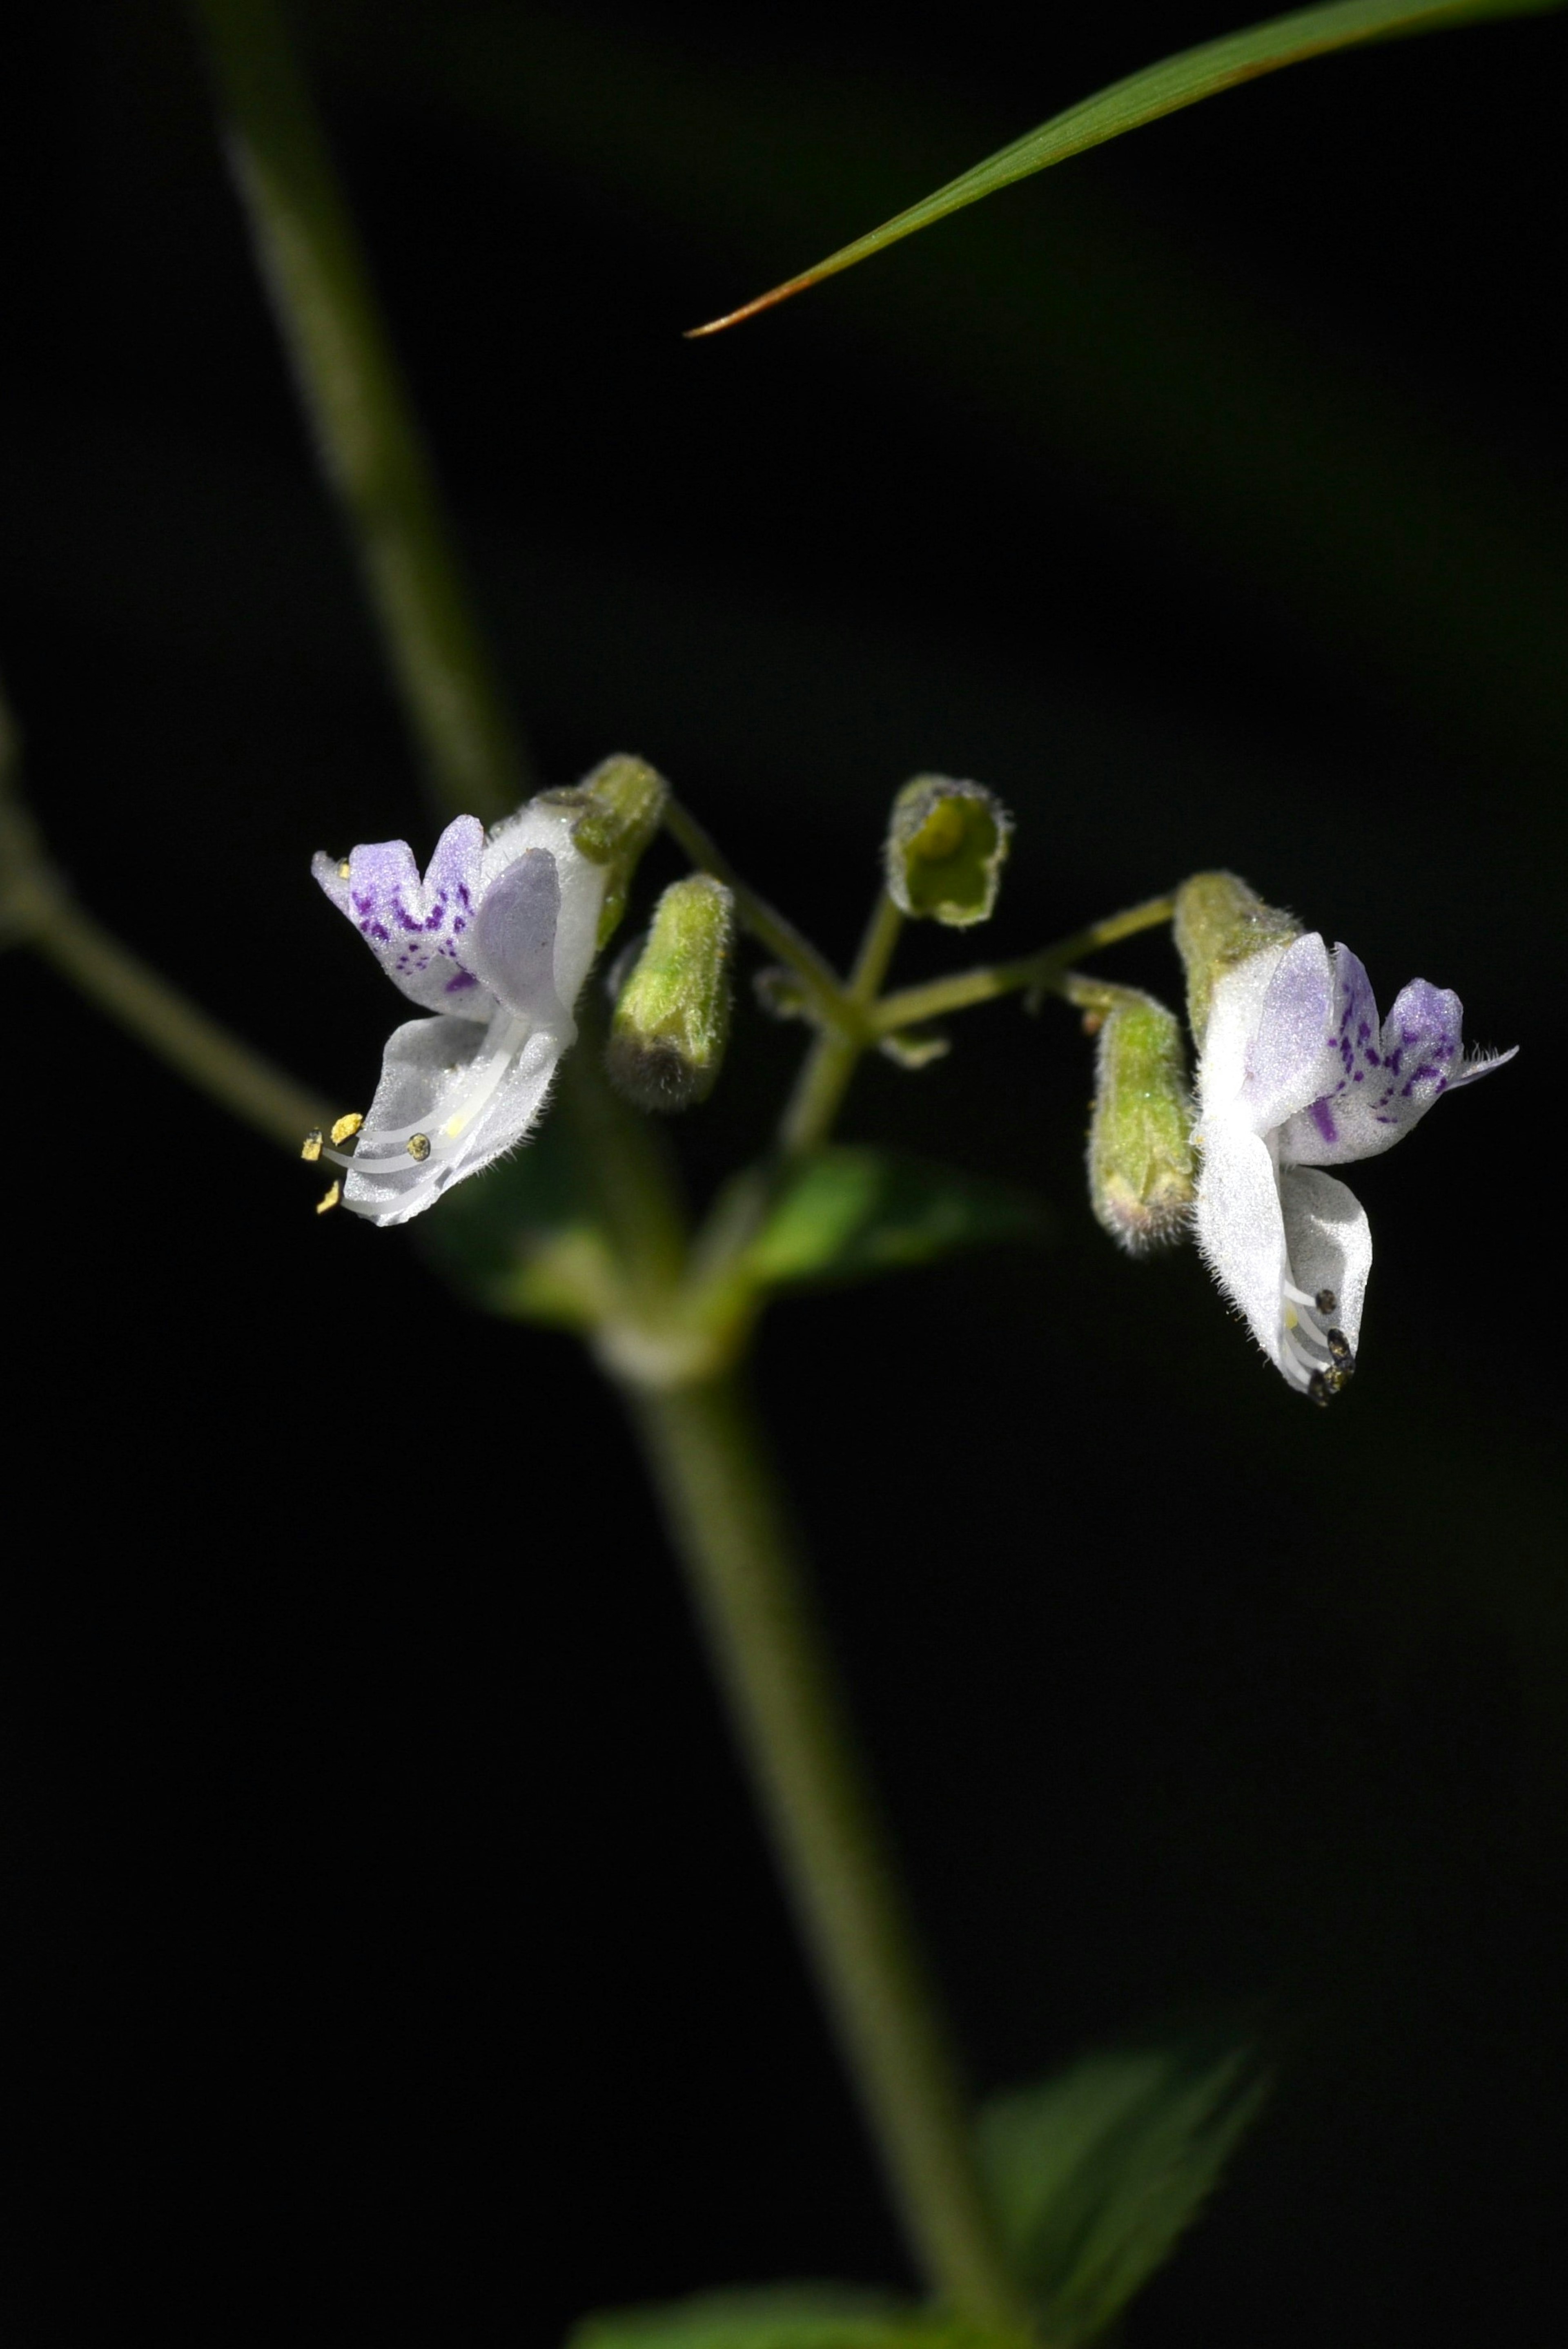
(1088, 990, 1197, 1254)
(606, 874, 735, 1113)
(1173, 871, 1298, 1041)
(884, 774, 1012, 927)
(535, 754, 670, 947)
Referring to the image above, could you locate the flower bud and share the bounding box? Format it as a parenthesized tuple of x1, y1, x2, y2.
(1173, 872, 1298, 1040)
(537, 754, 668, 946)
(1087, 991, 1196, 1253)
(606, 875, 735, 1111)
(884, 775, 1011, 926)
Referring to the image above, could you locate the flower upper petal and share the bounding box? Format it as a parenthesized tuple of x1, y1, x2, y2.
(477, 800, 609, 1013)
(467, 847, 564, 1024)
(312, 814, 488, 1017)
(1236, 931, 1337, 1135)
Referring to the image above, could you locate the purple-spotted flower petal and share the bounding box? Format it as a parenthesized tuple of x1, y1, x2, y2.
(1191, 914, 1513, 1401)
(312, 798, 608, 1225)
(312, 814, 486, 1016)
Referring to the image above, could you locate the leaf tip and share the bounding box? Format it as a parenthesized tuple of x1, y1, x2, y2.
(684, 276, 815, 338)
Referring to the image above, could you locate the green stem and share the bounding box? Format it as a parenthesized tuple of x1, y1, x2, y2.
(190, 0, 526, 825)
(871, 895, 1176, 1035)
(662, 794, 855, 1026)
(778, 890, 904, 1158)
(626, 1370, 1027, 2332)
(23, 870, 330, 1151)
(2, 670, 327, 1150)
(560, 1008, 689, 1307)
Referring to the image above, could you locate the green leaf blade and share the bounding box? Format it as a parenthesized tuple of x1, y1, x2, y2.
(689, 0, 1564, 333)
(741, 1147, 1050, 1292)
(566, 2284, 1027, 2349)
(978, 2040, 1270, 2346)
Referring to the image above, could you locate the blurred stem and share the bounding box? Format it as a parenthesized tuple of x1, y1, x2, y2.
(778, 889, 904, 1157)
(625, 1368, 1028, 2333)
(662, 794, 858, 1028)
(12, 869, 330, 1151)
(191, 0, 526, 826)
(871, 894, 1176, 1034)
(1, 673, 328, 1149)
(560, 1001, 689, 1312)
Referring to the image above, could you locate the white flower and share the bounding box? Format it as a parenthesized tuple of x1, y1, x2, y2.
(1192, 928, 1514, 1401)
(312, 799, 607, 1224)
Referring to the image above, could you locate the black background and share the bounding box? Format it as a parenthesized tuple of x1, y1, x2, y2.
(3, 3, 1564, 2339)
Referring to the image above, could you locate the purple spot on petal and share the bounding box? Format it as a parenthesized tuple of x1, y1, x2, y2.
(445, 971, 479, 993)
(1310, 1099, 1339, 1145)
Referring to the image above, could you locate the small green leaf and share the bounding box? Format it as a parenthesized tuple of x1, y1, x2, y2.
(689, 0, 1564, 332)
(742, 1147, 1050, 1290)
(565, 2283, 1024, 2349)
(978, 2041, 1270, 2345)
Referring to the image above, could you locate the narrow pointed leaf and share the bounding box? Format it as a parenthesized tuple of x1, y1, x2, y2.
(566, 2284, 1025, 2348)
(978, 2041, 1270, 2345)
(690, 0, 1563, 332)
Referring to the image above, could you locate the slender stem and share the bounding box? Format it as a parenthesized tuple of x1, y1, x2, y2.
(626, 1370, 1027, 2332)
(662, 795, 856, 1026)
(871, 895, 1176, 1035)
(778, 890, 904, 1158)
(2, 671, 328, 1149)
(25, 874, 330, 1151)
(190, 0, 526, 826)
(560, 1004, 689, 1305)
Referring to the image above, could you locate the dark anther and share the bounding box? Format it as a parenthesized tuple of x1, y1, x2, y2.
(1327, 1328, 1352, 1363)
(1307, 1369, 1333, 1408)
(1316, 1287, 1337, 1314)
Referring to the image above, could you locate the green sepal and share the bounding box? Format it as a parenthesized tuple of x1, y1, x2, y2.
(414, 1106, 619, 1329)
(1172, 871, 1298, 1040)
(741, 1147, 1049, 1290)
(535, 753, 669, 947)
(978, 2039, 1270, 2346)
(566, 2284, 1029, 2348)
(878, 1028, 951, 1071)
(1087, 991, 1195, 1253)
(606, 873, 735, 1111)
(884, 777, 1012, 927)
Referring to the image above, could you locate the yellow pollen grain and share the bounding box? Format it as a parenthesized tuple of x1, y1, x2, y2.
(330, 1112, 364, 1146)
(337, 859, 352, 879)
(316, 1180, 342, 1215)
(300, 1129, 323, 1162)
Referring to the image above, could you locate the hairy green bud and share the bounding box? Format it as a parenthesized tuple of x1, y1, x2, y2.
(1087, 991, 1196, 1253)
(1173, 872, 1298, 1040)
(606, 874, 735, 1112)
(535, 754, 668, 946)
(884, 775, 1011, 927)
